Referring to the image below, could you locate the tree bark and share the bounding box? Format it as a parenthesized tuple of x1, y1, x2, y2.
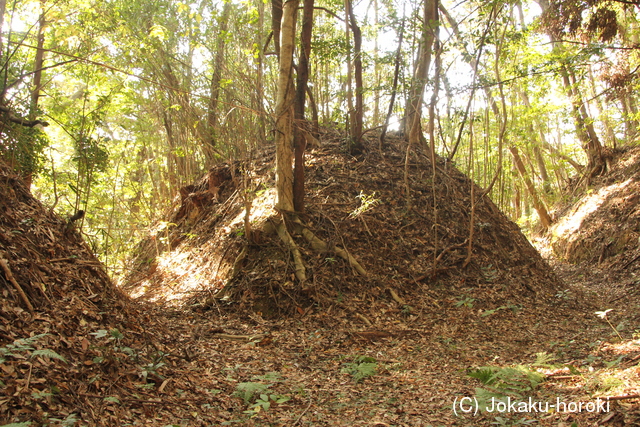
(380, 15, 405, 148)
(535, 0, 604, 174)
(205, 1, 232, 154)
(509, 146, 552, 229)
(256, 0, 267, 145)
(406, 0, 437, 148)
(559, 64, 603, 172)
(345, 0, 363, 151)
(274, 0, 299, 212)
(293, 0, 314, 213)
(29, 1, 46, 121)
(271, 0, 283, 57)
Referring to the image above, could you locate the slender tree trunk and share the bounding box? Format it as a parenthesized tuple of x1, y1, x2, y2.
(380, 15, 405, 148)
(535, 0, 603, 174)
(22, 0, 46, 188)
(256, 0, 267, 145)
(428, 12, 441, 270)
(560, 65, 603, 172)
(0, 0, 5, 56)
(346, 0, 363, 152)
(0, 0, 7, 99)
(509, 146, 552, 229)
(205, 1, 232, 155)
(621, 92, 638, 141)
(271, 0, 283, 57)
(305, 85, 319, 138)
(343, 0, 353, 141)
(293, 0, 314, 212)
(30, 2, 46, 119)
(406, 0, 437, 148)
(427, 11, 440, 153)
(274, 0, 299, 212)
(533, 145, 551, 193)
(514, 183, 522, 220)
(588, 66, 616, 148)
(372, 0, 381, 126)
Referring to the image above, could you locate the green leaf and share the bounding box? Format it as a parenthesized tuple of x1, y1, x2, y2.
(31, 349, 67, 363)
(149, 24, 167, 41)
(468, 367, 498, 385)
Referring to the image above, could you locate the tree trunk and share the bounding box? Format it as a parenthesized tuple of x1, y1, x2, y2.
(256, 0, 267, 146)
(293, 0, 314, 213)
(559, 64, 603, 172)
(205, 1, 232, 155)
(271, 0, 283, 57)
(533, 145, 551, 193)
(508, 146, 552, 229)
(0, 0, 5, 58)
(346, 0, 363, 152)
(406, 0, 437, 148)
(372, 0, 381, 126)
(380, 15, 405, 148)
(29, 1, 46, 121)
(535, 0, 604, 174)
(343, 0, 353, 141)
(22, 0, 46, 189)
(274, 0, 299, 212)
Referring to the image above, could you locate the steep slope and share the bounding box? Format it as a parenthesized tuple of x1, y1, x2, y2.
(549, 146, 640, 266)
(0, 159, 128, 423)
(0, 161, 228, 426)
(543, 145, 640, 305)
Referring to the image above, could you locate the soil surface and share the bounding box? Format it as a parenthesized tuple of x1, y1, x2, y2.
(1, 137, 639, 426)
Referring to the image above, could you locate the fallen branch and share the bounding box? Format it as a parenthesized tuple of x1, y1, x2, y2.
(292, 398, 314, 426)
(351, 330, 394, 341)
(355, 313, 372, 326)
(0, 254, 34, 311)
(388, 288, 406, 306)
(212, 333, 267, 343)
(605, 394, 640, 401)
(436, 239, 468, 264)
(547, 375, 576, 380)
(622, 252, 640, 269)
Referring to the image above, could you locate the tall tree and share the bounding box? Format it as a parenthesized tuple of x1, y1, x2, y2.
(274, 0, 299, 212)
(345, 0, 363, 152)
(406, 0, 438, 148)
(293, 0, 314, 213)
(380, 13, 405, 147)
(537, 0, 606, 175)
(205, 0, 232, 158)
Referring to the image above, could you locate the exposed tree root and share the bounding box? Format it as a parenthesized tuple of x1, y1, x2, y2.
(274, 217, 307, 282)
(270, 214, 367, 285)
(0, 254, 34, 312)
(293, 217, 367, 276)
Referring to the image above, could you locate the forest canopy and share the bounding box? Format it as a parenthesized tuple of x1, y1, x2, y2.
(0, 0, 638, 276)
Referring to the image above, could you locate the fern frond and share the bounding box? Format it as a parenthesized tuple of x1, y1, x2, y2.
(31, 349, 67, 363)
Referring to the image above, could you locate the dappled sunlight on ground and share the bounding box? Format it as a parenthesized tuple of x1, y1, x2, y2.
(128, 187, 278, 304)
(552, 178, 632, 242)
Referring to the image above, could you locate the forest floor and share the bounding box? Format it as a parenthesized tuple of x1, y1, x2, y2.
(2, 138, 640, 426)
(110, 256, 635, 427)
